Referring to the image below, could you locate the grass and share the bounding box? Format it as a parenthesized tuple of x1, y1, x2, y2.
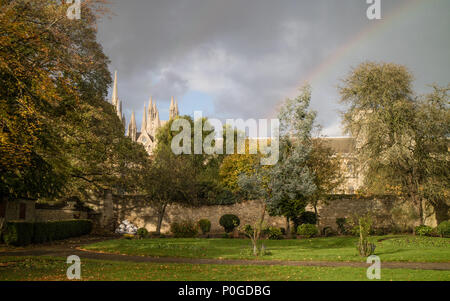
(0, 256, 449, 281)
(82, 235, 450, 263)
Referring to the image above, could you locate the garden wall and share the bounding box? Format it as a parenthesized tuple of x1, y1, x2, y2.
(114, 199, 286, 233)
(114, 196, 436, 234)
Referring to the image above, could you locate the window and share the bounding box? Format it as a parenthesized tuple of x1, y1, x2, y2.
(0, 201, 6, 218)
(19, 203, 26, 220)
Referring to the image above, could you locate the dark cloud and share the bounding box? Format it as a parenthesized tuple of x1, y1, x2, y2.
(97, 0, 450, 136)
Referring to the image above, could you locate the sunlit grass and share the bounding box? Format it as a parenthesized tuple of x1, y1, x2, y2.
(0, 256, 449, 281)
(82, 235, 450, 263)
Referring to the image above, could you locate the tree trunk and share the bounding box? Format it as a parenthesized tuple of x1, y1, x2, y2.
(313, 202, 319, 228)
(286, 217, 291, 238)
(418, 198, 424, 225)
(155, 202, 167, 235)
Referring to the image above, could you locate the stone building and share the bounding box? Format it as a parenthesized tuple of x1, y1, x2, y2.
(111, 70, 179, 155)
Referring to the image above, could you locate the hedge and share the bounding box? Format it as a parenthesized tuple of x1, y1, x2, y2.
(2, 220, 92, 246)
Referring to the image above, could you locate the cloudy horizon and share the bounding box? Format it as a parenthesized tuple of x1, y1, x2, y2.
(97, 0, 450, 137)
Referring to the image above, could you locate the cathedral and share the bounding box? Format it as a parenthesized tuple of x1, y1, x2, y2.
(110, 71, 179, 155)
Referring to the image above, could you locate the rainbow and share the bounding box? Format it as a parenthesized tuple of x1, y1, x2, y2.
(301, 0, 425, 85)
(268, 0, 427, 119)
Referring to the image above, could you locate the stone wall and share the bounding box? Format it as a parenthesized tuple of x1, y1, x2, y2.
(115, 199, 286, 233)
(115, 196, 436, 234)
(35, 209, 88, 222)
(309, 197, 436, 230)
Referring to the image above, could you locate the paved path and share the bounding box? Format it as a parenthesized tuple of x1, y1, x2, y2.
(1, 237, 449, 271)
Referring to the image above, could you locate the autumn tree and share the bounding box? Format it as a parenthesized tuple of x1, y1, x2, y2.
(0, 0, 148, 207)
(339, 62, 449, 224)
(307, 139, 344, 226)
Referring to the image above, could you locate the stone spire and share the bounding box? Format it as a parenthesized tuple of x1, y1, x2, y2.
(155, 106, 160, 129)
(169, 96, 176, 119)
(117, 100, 123, 120)
(174, 98, 179, 117)
(141, 105, 147, 134)
(122, 113, 126, 134)
(147, 97, 154, 134)
(112, 70, 118, 107)
(128, 111, 137, 142)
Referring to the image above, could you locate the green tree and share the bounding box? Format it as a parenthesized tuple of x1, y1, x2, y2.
(339, 62, 449, 224)
(307, 139, 344, 226)
(0, 0, 148, 208)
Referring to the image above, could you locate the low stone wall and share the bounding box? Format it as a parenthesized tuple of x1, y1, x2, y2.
(35, 209, 88, 222)
(115, 199, 286, 233)
(310, 197, 436, 230)
(115, 196, 435, 234)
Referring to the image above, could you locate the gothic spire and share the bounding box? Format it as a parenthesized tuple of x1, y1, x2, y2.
(147, 97, 154, 134)
(175, 98, 179, 117)
(169, 96, 175, 119)
(141, 105, 147, 134)
(128, 111, 137, 142)
(112, 70, 118, 107)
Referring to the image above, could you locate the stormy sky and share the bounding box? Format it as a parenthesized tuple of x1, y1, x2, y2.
(97, 0, 450, 136)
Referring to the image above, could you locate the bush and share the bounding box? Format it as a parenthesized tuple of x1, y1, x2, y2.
(299, 211, 317, 225)
(197, 219, 211, 235)
(266, 227, 283, 240)
(3, 220, 92, 246)
(170, 220, 198, 238)
(219, 214, 240, 233)
(137, 228, 149, 239)
(356, 215, 376, 257)
(415, 225, 433, 237)
(436, 220, 450, 238)
(243, 224, 253, 237)
(322, 227, 337, 237)
(336, 217, 348, 235)
(3, 222, 34, 246)
(297, 224, 318, 238)
(292, 211, 317, 229)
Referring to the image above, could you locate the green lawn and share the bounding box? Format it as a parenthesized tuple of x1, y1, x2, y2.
(83, 235, 450, 263)
(0, 256, 449, 281)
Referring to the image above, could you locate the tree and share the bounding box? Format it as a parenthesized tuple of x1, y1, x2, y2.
(143, 143, 196, 235)
(238, 86, 316, 249)
(307, 139, 344, 226)
(266, 86, 317, 235)
(0, 0, 148, 209)
(339, 61, 449, 224)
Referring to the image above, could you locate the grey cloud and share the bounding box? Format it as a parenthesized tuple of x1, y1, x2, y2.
(97, 0, 450, 135)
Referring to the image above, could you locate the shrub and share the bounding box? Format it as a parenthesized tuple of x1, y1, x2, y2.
(243, 224, 253, 237)
(415, 225, 433, 237)
(219, 214, 240, 233)
(266, 227, 283, 240)
(297, 224, 318, 238)
(3, 220, 92, 246)
(336, 217, 348, 235)
(299, 211, 317, 225)
(3, 222, 34, 246)
(170, 220, 198, 238)
(137, 228, 149, 239)
(356, 215, 376, 257)
(436, 220, 450, 238)
(322, 227, 337, 237)
(197, 219, 211, 235)
(292, 211, 317, 229)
